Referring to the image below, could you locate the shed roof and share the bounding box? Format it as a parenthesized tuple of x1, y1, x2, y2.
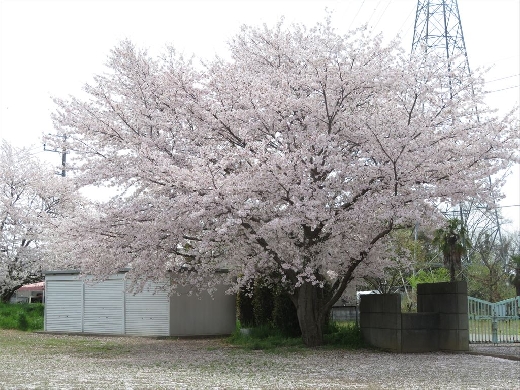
(17, 282, 45, 291)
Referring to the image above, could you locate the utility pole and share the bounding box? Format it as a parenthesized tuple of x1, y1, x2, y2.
(43, 134, 67, 177)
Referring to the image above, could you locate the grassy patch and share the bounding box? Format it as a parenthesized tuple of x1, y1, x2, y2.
(227, 323, 305, 351)
(0, 303, 44, 331)
(0, 329, 132, 358)
(227, 321, 365, 351)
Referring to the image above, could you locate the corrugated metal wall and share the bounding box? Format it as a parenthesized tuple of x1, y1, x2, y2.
(83, 278, 124, 334)
(124, 281, 170, 336)
(45, 278, 83, 332)
(44, 272, 236, 337)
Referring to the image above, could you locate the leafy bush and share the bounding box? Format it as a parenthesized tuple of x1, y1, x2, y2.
(323, 322, 365, 349)
(408, 269, 450, 289)
(272, 286, 301, 338)
(17, 313, 29, 331)
(237, 289, 255, 328)
(252, 280, 274, 326)
(239, 277, 300, 337)
(0, 303, 44, 331)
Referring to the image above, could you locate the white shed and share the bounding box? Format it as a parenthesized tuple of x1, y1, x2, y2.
(44, 270, 236, 337)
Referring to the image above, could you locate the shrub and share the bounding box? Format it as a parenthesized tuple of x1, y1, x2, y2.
(237, 288, 255, 328)
(252, 279, 274, 326)
(17, 313, 29, 331)
(323, 322, 365, 349)
(272, 287, 301, 337)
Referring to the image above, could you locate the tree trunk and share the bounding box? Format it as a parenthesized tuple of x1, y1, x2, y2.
(513, 268, 520, 297)
(1, 288, 16, 303)
(450, 259, 456, 283)
(293, 282, 327, 347)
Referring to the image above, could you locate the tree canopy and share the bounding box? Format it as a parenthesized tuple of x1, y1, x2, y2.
(0, 141, 76, 301)
(49, 19, 519, 345)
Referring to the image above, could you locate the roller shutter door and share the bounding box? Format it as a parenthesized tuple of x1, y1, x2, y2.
(125, 281, 169, 336)
(83, 279, 124, 334)
(45, 280, 83, 332)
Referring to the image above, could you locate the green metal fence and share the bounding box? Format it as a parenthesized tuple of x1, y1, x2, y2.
(468, 296, 520, 343)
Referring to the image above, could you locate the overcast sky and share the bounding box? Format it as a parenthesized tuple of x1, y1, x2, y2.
(0, 0, 518, 231)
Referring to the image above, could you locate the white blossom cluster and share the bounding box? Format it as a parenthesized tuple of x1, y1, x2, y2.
(0, 142, 78, 299)
(47, 18, 519, 343)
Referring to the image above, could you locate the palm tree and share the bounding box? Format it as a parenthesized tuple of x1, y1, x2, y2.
(433, 219, 471, 282)
(509, 254, 520, 297)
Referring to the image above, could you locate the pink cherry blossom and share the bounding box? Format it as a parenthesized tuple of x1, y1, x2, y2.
(49, 19, 519, 346)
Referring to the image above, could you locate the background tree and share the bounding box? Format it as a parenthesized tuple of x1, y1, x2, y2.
(506, 234, 520, 297)
(466, 231, 515, 301)
(363, 227, 450, 311)
(453, 201, 518, 301)
(376, 210, 518, 305)
(362, 229, 414, 294)
(432, 219, 471, 282)
(0, 141, 75, 302)
(510, 254, 520, 297)
(237, 278, 301, 337)
(49, 19, 519, 346)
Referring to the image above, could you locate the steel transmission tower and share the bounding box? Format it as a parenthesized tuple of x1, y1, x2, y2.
(412, 0, 471, 221)
(411, 0, 505, 263)
(412, 0, 471, 78)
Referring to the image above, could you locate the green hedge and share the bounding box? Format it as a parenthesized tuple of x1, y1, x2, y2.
(237, 278, 301, 338)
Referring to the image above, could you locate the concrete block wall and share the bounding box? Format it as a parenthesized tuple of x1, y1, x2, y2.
(359, 281, 469, 353)
(401, 312, 439, 352)
(360, 294, 402, 352)
(417, 281, 469, 351)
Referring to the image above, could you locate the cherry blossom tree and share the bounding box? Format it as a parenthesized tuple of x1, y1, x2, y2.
(0, 141, 76, 302)
(50, 19, 519, 346)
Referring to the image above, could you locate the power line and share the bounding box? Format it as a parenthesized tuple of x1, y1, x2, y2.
(398, 8, 415, 36)
(366, 0, 383, 26)
(373, 0, 392, 30)
(484, 85, 519, 94)
(476, 204, 520, 209)
(481, 55, 519, 66)
(486, 74, 520, 83)
(349, 0, 366, 29)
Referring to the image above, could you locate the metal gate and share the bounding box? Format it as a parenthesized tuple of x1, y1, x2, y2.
(468, 296, 520, 343)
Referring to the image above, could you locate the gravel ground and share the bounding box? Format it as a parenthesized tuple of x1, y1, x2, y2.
(0, 330, 518, 389)
(469, 343, 520, 361)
